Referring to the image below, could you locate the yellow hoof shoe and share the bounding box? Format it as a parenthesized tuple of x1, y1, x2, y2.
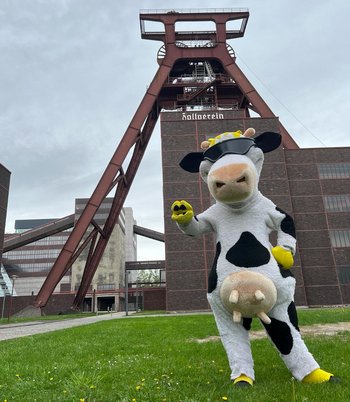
(302, 369, 334, 384)
(233, 374, 253, 386)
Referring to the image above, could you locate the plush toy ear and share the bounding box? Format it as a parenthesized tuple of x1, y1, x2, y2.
(179, 152, 204, 173)
(254, 132, 281, 153)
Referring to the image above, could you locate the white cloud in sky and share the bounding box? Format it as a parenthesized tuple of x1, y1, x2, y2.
(1, 0, 349, 260)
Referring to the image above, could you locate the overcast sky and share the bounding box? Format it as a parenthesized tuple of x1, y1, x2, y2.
(1, 0, 349, 260)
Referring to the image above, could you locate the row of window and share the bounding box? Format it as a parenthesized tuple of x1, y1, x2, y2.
(97, 283, 116, 291)
(329, 230, 350, 248)
(4, 249, 61, 260)
(324, 195, 350, 212)
(318, 163, 350, 179)
(12, 263, 53, 273)
(336, 267, 350, 285)
(33, 236, 69, 246)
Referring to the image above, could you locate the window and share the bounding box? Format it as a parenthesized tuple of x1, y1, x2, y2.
(15, 263, 52, 273)
(337, 267, 350, 284)
(97, 283, 115, 291)
(329, 230, 350, 247)
(324, 195, 350, 212)
(318, 163, 350, 179)
(4, 249, 61, 260)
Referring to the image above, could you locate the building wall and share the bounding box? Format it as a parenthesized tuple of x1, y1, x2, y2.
(3, 201, 135, 313)
(3, 221, 70, 296)
(71, 199, 128, 304)
(0, 164, 10, 266)
(71, 224, 125, 291)
(123, 207, 138, 284)
(124, 207, 137, 262)
(283, 147, 350, 305)
(160, 110, 350, 310)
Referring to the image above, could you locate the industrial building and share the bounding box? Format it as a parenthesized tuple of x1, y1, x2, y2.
(161, 111, 350, 310)
(2, 200, 137, 312)
(0, 163, 11, 302)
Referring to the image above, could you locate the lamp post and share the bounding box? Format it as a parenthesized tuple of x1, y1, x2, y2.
(7, 275, 18, 322)
(125, 270, 128, 316)
(92, 288, 96, 313)
(1, 286, 8, 320)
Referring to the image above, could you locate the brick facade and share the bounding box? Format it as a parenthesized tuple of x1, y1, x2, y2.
(0, 164, 10, 266)
(161, 111, 350, 310)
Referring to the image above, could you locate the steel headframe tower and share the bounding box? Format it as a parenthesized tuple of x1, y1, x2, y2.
(34, 8, 298, 310)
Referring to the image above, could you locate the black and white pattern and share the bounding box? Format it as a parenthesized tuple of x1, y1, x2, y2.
(176, 133, 320, 382)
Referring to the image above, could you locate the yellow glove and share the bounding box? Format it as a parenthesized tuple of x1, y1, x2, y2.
(271, 246, 294, 269)
(171, 200, 194, 225)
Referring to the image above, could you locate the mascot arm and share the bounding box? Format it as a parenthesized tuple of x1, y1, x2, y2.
(171, 200, 213, 236)
(269, 207, 297, 269)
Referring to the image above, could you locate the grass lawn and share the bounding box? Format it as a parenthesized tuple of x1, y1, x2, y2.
(0, 308, 349, 402)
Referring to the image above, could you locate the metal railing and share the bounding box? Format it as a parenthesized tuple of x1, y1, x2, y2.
(140, 8, 249, 14)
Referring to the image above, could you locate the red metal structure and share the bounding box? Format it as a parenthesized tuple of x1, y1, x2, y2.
(34, 9, 298, 310)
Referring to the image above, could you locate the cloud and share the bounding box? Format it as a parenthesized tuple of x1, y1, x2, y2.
(1, 0, 350, 261)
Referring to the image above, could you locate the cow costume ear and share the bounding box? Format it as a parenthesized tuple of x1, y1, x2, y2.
(254, 132, 282, 153)
(179, 152, 203, 173)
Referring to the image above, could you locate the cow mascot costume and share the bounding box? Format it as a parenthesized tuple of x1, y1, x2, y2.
(171, 128, 335, 386)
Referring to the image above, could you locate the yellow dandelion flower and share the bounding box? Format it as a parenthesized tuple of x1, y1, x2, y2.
(90, 385, 96, 389)
(135, 385, 141, 391)
(79, 399, 85, 402)
(222, 397, 228, 401)
(141, 378, 145, 382)
(132, 399, 137, 402)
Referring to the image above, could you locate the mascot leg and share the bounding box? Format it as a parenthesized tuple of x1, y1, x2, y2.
(207, 290, 255, 383)
(262, 300, 322, 381)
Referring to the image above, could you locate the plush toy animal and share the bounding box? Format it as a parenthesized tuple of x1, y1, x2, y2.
(171, 128, 335, 386)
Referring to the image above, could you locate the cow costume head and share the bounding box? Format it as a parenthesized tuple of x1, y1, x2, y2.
(179, 128, 281, 204)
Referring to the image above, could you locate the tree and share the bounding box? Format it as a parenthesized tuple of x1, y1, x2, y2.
(136, 269, 161, 287)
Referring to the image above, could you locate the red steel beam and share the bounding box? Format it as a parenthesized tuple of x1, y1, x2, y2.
(34, 60, 173, 308)
(3, 214, 75, 253)
(72, 108, 160, 308)
(220, 50, 299, 149)
(35, 10, 299, 310)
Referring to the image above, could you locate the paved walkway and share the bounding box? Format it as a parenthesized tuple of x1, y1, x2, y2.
(0, 312, 129, 342)
(2, 313, 349, 343)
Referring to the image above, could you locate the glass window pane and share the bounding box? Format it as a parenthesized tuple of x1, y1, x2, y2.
(318, 163, 350, 179)
(329, 230, 350, 247)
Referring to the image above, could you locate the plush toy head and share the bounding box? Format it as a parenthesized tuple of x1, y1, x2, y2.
(220, 271, 277, 324)
(179, 128, 281, 205)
